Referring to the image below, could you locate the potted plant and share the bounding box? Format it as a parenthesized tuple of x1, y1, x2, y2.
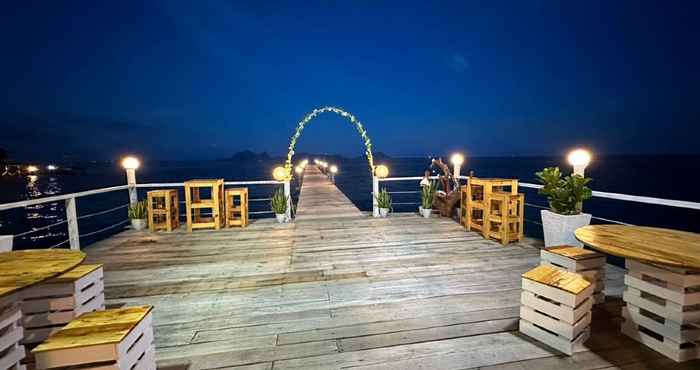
(128, 200, 148, 231)
(536, 167, 593, 247)
(375, 188, 392, 217)
(419, 181, 437, 218)
(271, 188, 288, 223)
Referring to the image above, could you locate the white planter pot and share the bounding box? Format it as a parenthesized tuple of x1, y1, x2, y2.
(275, 214, 286, 223)
(379, 208, 390, 217)
(540, 210, 592, 247)
(421, 208, 432, 218)
(131, 219, 147, 231)
(0, 235, 13, 252)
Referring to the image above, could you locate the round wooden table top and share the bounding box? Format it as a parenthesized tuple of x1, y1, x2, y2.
(575, 225, 700, 270)
(0, 249, 86, 298)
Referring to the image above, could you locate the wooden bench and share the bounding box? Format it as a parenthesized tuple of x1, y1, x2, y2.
(541, 246, 606, 304)
(519, 265, 593, 355)
(0, 294, 25, 370)
(32, 306, 155, 370)
(20, 264, 105, 347)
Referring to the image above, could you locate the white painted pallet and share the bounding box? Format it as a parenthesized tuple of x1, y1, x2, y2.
(621, 260, 700, 362)
(540, 247, 606, 304)
(19, 265, 105, 346)
(34, 312, 155, 370)
(1, 295, 26, 370)
(519, 319, 590, 356)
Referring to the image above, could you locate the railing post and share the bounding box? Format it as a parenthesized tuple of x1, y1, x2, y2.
(65, 197, 80, 250)
(372, 176, 379, 217)
(126, 168, 137, 207)
(284, 180, 292, 221)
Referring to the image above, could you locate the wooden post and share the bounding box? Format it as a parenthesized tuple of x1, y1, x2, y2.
(126, 168, 137, 207)
(65, 197, 80, 250)
(284, 180, 291, 221)
(372, 176, 379, 217)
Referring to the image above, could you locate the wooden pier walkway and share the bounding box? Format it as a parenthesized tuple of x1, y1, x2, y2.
(295, 165, 363, 220)
(82, 169, 698, 370)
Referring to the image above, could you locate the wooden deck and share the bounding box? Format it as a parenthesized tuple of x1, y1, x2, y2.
(295, 165, 364, 220)
(83, 171, 699, 370)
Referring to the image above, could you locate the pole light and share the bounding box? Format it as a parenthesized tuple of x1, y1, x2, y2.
(374, 165, 389, 179)
(295, 166, 303, 175)
(273, 166, 288, 181)
(567, 149, 592, 177)
(450, 153, 465, 179)
(26, 165, 39, 173)
(121, 156, 140, 206)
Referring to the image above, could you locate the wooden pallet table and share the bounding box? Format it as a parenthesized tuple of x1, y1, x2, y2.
(576, 225, 700, 362)
(20, 264, 105, 348)
(0, 250, 85, 370)
(541, 246, 606, 304)
(184, 179, 224, 232)
(519, 265, 593, 355)
(32, 306, 155, 370)
(147, 189, 179, 232)
(225, 188, 249, 227)
(462, 178, 522, 244)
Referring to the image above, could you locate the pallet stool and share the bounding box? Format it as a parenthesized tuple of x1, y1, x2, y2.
(540, 246, 606, 304)
(184, 179, 225, 232)
(32, 306, 155, 370)
(1, 294, 25, 370)
(147, 189, 179, 232)
(487, 192, 524, 245)
(519, 265, 594, 355)
(621, 260, 700, 362)
(19, 264, 105, 347)
(225, 188, 249, 228)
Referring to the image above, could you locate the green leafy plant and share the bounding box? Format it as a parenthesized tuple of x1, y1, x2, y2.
(127, 200, 148, 219)
(536, 167, 593, 215)
(375, 188, 392, 209)
(270, 188, 289, 214)
(421, 181, 437, 209)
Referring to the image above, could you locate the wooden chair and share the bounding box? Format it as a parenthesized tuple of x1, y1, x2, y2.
(225, 188, 249, 227)
(147, 189, 179, 232)
(32, 306, 155, 370)
(520, 265, 593, 355)
(541, 246, 606, 304)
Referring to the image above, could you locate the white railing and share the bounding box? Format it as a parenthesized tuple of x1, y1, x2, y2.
(0, 178, 286, 251)
(376, 175, 700, 222)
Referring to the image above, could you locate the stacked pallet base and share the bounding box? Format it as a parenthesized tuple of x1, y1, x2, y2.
(541, 246, 606, 304)
(621, 260, 700, 362)
(0, 294, 25, 370)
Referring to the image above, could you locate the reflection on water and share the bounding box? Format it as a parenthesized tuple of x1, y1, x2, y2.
(23, 174, 68, 244)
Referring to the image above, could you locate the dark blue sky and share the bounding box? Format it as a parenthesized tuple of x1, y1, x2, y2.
(1, 1, 698, 160)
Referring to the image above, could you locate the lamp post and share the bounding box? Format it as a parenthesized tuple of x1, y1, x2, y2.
(329, 165, 338, 183)
(373, 165, 389, 217)
(567, 149, 592, 177)
(121, 156, 140, 207)
(450, 153, 465, 181)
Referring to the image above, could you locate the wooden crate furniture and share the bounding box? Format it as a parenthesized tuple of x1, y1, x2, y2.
(621, 260, 700, 362)
(225, 188, 249, 228)
(19, 264, 105, 347)
(541, 246, 606, 304)
(184, 179, 224, 232)
(146, 189, 179, 232)
(1, 294, 25, 370)
(519, 265, 593, 355)
(462, 178, 523, 244)
(32, 306, 155, 370)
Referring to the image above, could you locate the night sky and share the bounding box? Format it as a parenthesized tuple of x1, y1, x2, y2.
(1, 1, 698, 161)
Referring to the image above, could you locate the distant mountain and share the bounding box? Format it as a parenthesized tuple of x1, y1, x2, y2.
(219, 151, 273, 161)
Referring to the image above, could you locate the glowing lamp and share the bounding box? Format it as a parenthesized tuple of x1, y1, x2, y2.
(567, 149, 592, 176)
(330, 165, 338, 174)
(47, 165, 58, 171)
(374, 165, 389, 178)
(450, 153, 464, 166)
(26, 165, 39, 173)
(121, 156, 140, 170)
(295, 166, 303, 175)
(273, 166, 288, 181)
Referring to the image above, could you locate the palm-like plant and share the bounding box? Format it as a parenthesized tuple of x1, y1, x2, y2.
(127, 200, 148, 219)
(270, 188, 288, 215)
(421, 181, 437, 209)
(375, 188, 392, 210)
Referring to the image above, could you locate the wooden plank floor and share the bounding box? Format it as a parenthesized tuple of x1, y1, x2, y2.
(295, 165, 364, 220)
(84, 176, 700, 369)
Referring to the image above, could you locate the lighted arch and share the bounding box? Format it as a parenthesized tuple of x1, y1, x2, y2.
(285, 106, 375, 174)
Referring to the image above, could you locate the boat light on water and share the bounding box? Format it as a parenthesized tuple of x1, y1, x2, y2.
(26, 165, 39, 173)
(47, 164, 58, 171)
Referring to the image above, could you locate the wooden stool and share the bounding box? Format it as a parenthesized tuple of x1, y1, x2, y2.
(147, 189, 179, 232)
(32, 306, 155, 370)
(184, 179, 224, 232)
(0, 294, 25, 370)
(520, 265, 593, 355)
(487, 192, 524, 245)
(541, 246, 606, 304)
(621, 260, 700, 362)
(225, 188, 248, 227)
(462, 178, 519, 242)
(19, 264, 105, 347)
